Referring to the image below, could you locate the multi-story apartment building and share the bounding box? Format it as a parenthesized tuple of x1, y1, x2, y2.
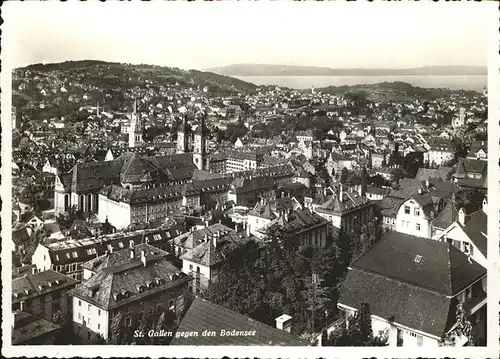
(12, 269, 79, 322)
(70, 243, 192, 342)
(338, 232, 487, 347)
(32, 225, 183, 280)
(227, 176, 276, 208)
(309, 186, 375, 238)
(424, 139, 454, 167)
(225, 149, 264, 173)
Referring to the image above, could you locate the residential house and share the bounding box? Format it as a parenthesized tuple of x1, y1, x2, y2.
(424, 139, 454, 167)
(12, 269, 79, 322)
(32, 225, 183, 280)
(452, 158, 487, 191)
(395, 191, 444, 239)
(436, 197, 487, 268)
(467, 141, 487, 161)
(70, 243, 192, 342)
(338, 232, 487, 347)
(180, 229, 250, 294)
(311, 186, 375, 238)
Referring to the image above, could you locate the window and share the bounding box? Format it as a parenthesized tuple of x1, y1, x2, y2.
(88, 304, 91, 311)
(125, 316, 131, 327)
(78, 313, 81, 320)
(417, 335, 423, 346)
(79, 300, 82, 307)
(466, 287, 472, 300)
(98, 309, 101, 316)
(416, 223, 421, 231)
(404, 206, 410, 214)
(98, 324, 101, 330)
(414, 208, 420, 216)
(189, 264, 193, 270)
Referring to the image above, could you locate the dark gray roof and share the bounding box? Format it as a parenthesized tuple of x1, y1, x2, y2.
(339, 268, 454, 338)
(459, 210, 487, 258)
(71, 243, 191, 310)
(12, 311, 62, 345)
(170, 297, 309, 346)
(352, 232, 486, 296)
(12, 270, 79, 303)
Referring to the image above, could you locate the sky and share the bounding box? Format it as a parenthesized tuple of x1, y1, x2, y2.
(4, 1, 495, 71)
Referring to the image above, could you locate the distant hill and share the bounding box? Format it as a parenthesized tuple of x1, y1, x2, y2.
(16, 60, 258, 94)
(207, 64, 487, 77)
(316, 81, 481, 102)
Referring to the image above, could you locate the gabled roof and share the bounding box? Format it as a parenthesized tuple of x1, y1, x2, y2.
(459, 210, 487, 258)
(12, 311, 62, 345)
(170, 297, 309, 346)
(12, 227, 31, 246)
(339, 232, 487, 337)
(117, 152, 161, 184)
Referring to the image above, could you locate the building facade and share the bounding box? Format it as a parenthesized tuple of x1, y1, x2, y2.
(70, 243, 192, 342)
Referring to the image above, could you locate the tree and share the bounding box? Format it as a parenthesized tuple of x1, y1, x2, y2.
(340, 167, 349, 185)
(439, 301, 474, 346)
(110, 312, 123, 345)
(324, 302, 388, 346)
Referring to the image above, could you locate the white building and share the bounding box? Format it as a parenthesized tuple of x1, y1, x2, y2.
(395, 192, 443, 239)
(436, 197, 488, 268)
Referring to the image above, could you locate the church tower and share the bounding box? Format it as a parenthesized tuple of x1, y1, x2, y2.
(177, 115, 190, 154)
(193, 112, 210, 171)
(129, 99, 143, 148)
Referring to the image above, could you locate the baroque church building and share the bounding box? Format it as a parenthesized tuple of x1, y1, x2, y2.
(54, 108, 212, 228)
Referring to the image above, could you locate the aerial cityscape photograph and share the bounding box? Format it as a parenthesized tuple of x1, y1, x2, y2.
(3, 1, 497, 355)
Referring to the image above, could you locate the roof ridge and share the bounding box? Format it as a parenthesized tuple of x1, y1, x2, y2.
(349, 266, 449, 297)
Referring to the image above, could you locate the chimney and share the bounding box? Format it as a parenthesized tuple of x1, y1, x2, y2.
(141, 250, 147, 267)
(246, 222, 250, 236)
(275, 314, 292, 333)
(205, 233, 209, 243)
(20, 301, 25, 311)
(31, 266, 37, 275)
(109, 246, 114, 253)
(482, 197, 488, 214)
(205, 220, 209, 228)
(339, 184, 344, 203)
(458, 207, 466, 226)
(105, 250, 109, 257)
(357, 184, 363, 197)
(425, 180, 430, 189)
(213, 234, 217, 248)
(260, 197, 264, 206)
(190, 226, 195, 233)
(284, 210, 289, 222)
(129, 240, 134, 248)
(130, 247, 135, 260)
